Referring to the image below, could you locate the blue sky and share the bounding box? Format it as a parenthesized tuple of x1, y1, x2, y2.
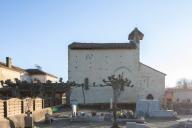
(1, 0, 192, 87)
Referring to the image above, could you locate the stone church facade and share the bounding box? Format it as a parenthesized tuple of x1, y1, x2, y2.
(68, 28, 166, 104)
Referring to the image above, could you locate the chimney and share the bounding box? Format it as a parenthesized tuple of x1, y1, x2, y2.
(6, 57, 12, 68)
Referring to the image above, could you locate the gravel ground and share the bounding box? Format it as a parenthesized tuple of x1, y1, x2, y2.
(35, 119, 125, 128)
(35, 118, 179, 128)
(34, 109, 190, 128)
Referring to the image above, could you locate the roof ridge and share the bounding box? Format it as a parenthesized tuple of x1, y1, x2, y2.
(0, 61, 24, 72)
(69, 42, 137, 50)
(26, 69, 57, 78)
(140, 62, 166, 75)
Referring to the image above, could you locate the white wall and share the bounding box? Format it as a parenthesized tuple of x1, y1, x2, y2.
(21, 72, 32, 82)
(139, 63, 165, 101)
(22, 74, 58, 83)
(0, 67, 22, 82)
(30, 75, 46, 83)
(173, 89, 192, 103)
(68, 49, 139, 85)
(46, 75, 58, 83)
(69, 48, 140, 104)
(69, 45, 165, 104)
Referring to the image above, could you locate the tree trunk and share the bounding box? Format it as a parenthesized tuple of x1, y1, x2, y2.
(82, 86, 85, 104)
(66, 86, 71, 105)
(111, 88, 120, 128)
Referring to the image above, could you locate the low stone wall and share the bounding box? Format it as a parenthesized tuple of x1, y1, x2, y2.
(0, 107, 52, 128)
(78, 103, 136, 111)
(22, 98, 34, 112)
(34, 97, 43, 111)
(22, 97, 44, 113)
(71, 115, 104, 122)
(8, 114, 26, 128)
(0, 99, 4, 118)
(0, 118, 9, 128)
(32, 107, 52, 122)
(173, 103, 192, 115)
(5, 98, 22, 117)
(0, 97, 44, 118)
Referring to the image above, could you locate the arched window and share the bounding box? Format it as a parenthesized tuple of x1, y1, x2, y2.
(146, 94, 154, 100)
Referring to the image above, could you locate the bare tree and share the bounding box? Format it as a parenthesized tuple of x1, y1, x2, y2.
(66, 81, 76, 105)
(35, 64, 42, 70)
(81, 78, 89, 104)
(59, 78, 63, 83)
(176, 78, 192, 89)
(103, 74, 133, 128)
(0, 81, 4, 87)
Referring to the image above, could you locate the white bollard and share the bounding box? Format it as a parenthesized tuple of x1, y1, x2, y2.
(72, 104, 77, 117)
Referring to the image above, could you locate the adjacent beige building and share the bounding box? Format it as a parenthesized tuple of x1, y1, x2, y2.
(163, 88, 192, 110)
(24, 69, 58, 83)
(0, 57, 24, 83)
(69, 28, 166, 104)
(0, 57, 58, 85)
(164, 88, 192, 104)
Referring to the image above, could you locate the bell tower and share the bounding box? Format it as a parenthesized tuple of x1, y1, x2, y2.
(128, 27, 144, 62)
(128, 27, 144, 49)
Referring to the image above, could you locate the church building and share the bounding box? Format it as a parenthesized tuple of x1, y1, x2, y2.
(68, 28, 166, 105)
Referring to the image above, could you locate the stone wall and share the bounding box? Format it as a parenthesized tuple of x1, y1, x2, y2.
(0, 118, 9, 128)
(68, 49, 139, 85)
(0, 97, 44, 118)
(22, 98, 34, 112)
(69, 49, 139, 104)
(32, 107, 52, 122)
(173, 103, 192, 115)
(138, 63, 165, 101)
(0, 67, 22, 83)
(5, 98, 22, 117)
(0, 99, 4, 118)
(0, 107, 53, 128)
(69, 44, 165, 104)
(34, 97, 43, 111)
